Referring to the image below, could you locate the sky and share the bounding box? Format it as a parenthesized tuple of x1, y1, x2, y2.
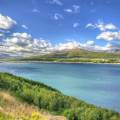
(0, 0, 120, 56)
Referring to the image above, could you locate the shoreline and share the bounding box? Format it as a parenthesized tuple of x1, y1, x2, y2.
(1, 60, 120, 65)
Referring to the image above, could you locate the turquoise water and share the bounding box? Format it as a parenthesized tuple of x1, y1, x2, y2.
(0, 63, 120, 112)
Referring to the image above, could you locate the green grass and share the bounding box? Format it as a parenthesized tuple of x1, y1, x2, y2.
(0, 72, 120, 120)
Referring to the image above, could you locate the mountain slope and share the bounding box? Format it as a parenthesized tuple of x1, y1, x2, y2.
(42, 49, 120, 58)
(20, 49, 120, 63)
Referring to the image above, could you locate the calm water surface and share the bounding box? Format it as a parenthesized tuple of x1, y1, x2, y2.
(0, 63, 120, 112)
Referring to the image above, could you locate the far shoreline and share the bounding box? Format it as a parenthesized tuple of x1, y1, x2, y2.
(1, 60, 120, 65)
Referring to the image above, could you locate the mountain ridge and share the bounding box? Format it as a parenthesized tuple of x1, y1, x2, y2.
(17, 48, 120, 63)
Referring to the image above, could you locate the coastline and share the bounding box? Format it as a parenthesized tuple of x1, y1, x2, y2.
(1, 60, 120, 65)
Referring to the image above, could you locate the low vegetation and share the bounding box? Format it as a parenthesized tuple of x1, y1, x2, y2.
(0, 91, 66, 120)
(19, 49, 120, 63)
(0, 72, 120, 120)
(0, 91, 50, 120)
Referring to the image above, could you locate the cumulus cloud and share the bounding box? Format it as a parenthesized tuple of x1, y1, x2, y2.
(53, 13, 63, 20)
(64, 5, 80, 14)
(79, 40, 96, 50)
(54, 41, 80, 51)
(49, 0, 63, 6)
(93, 44, 111, 51)
(1, 35, 119, 56)
(53, 40, 113, 52)
(2, 34, 99, 56)
(1, 32, 52, 56)
(80, 41, 110, 51)
(0, 13, 17, 29)
(96, 31, 120, 41)
(86, 21, 117, 31)
(85, 40, 95, 46)
(21, 24, 28, 29)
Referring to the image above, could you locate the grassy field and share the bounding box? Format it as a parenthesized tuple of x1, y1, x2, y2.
(0, 72, 120, 120)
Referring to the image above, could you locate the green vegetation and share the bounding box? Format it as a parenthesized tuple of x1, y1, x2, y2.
(0, 91, 51, 120)
(19, 49, 120, 63)
(0, 72, 120, 120)
(0, 77, 65, 120)
(0, 112, 13, 120)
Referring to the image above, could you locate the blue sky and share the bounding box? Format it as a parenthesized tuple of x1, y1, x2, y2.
(0, 0, 120, 55)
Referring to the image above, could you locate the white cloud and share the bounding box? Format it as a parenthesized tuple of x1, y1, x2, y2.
(1, 32, 52, 56)
(54, 41, 80, 51)
(78, 41, 113, 51)
(53, 40, 111, 52)
(79, 41, 96, 50)
(86, 21, 117, 31)
(53, 13, 63, 20)
(0, 13, 16, 29)
(64, 9, 73, 13)
(73, 23, 80, 28)
(86, 23, 95, 28)
(92, 44, 110, 51)
(64, 5, 80, 14)
(1, 35, 119, 56)
(96, 31, 120, 41)
(86, 40, 95, 46)
(55, 40, 97, 51)
(49, 0, 63, 6)
(32, 9, 40, 13)
(21, 24, 28, 29)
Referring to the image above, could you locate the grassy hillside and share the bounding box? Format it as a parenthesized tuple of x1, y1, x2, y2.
(19, 49, 120, 63)
(0, 91, 50, 120)
(0, 72, 120, 120)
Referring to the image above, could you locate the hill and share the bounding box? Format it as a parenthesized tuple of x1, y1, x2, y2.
(0, 72, 120, 120)
(20, 49, 120, 63)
